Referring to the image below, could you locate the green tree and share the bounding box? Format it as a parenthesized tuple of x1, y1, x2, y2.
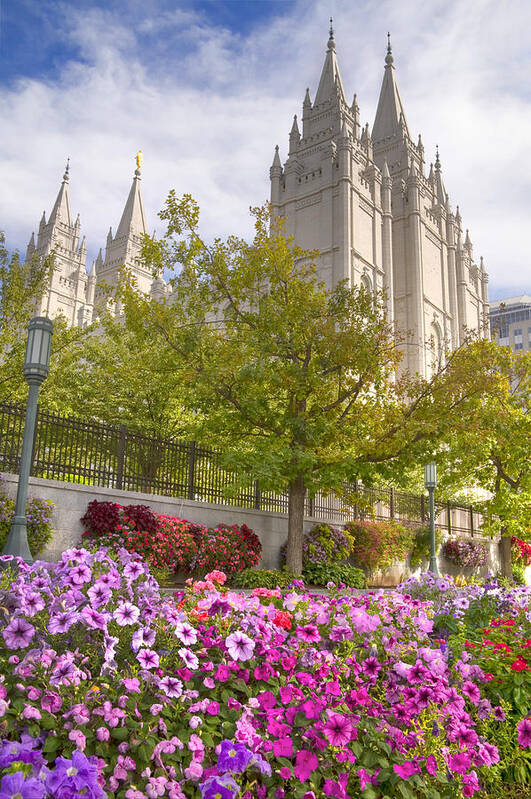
(437, 346, 530, 576)
(124, 196, 505, 573)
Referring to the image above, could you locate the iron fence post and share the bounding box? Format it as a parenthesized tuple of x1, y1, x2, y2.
(116, 425, 127, 491)
(188, 441, 196, 501)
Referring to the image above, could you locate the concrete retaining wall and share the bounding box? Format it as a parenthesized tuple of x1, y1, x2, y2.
(3, 474, 503, 581)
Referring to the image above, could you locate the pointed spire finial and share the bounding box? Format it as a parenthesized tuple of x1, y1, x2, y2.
(435, 144, 441, 170)
(63, 158, 70, 183)
(327, 17, 335, 51)
(385, 32, 394, 66)
(135, 150, 143, 178)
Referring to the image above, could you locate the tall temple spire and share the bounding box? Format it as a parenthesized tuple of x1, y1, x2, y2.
(314, 17, 346, 106)
(48, 159, 72, 226)
(372, 34, 410, 143)
(115, 157, 147, 239)
(434, 145, 446, 204)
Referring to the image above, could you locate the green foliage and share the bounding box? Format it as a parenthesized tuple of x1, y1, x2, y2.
(409, 525, 444, 568)
(302, 561, 366, 588)
(0, 478, 54, 556)
(346, 519, 415, 574)
(436, 347, 531, 541)
(230, 568, 298, 589)
(121, 196, 509, 573)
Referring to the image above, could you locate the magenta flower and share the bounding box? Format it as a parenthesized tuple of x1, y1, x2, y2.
(2, 617, 35, 649)
(322, 712, 353, 747)
(358, 768, 380, 791)
(113, 602, 140, 626)
(462, 680, 481, 705)
(293, 750, 318, 782)
(517, 717, 531, 748)
(272, 737, 293, 758)
(137, 648, 160, 670)
(362, 656, 381, 678)
(425, 754, 437, 776)
(448, 752, 471, 774)
(296, 625, 321, 643)
(393, 760, 421, 779)
(225, 631, 255, 662)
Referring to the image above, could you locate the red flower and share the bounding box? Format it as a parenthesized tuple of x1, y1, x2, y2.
(511, 658, 528, 672)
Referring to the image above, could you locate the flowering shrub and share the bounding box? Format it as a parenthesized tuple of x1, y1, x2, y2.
(345, 518, 416, 574)
(0, 476, 54, 556)
(513, 537, 531, 567)
(0, 549, 529, 797)
(192, 523, 261, 574)
(443, 538, 489, 569)
(303, 522, 355, 565)
(80, 501, 261, 576)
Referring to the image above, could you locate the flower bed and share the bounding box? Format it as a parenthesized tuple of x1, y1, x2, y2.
(80, 501, 261, 577)
(0, 551, 529, 798)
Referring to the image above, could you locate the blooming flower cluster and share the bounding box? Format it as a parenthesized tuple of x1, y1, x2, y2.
(0, 475, 54, 556)
(0, 550, 529, 798)
(442, 538, 489, 569)
(80, 501, 261, 575)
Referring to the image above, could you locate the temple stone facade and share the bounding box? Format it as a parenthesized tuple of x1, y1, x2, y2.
(270, 26, 490, 376)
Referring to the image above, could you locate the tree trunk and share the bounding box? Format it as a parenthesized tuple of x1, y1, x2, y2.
(499, 533, 513, 580)
(286, 472, 306, 575)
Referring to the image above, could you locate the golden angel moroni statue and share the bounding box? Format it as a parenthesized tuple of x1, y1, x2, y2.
(136, 150, 143, 170)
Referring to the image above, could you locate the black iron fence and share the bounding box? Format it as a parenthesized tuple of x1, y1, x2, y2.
(0, 401, 482, 535)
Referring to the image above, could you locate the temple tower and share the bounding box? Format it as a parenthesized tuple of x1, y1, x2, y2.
(26, 162, 93, 327)
(270, 25, 489, 376)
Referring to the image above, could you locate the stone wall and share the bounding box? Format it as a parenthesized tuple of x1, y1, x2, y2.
(3, 473, 503, 581)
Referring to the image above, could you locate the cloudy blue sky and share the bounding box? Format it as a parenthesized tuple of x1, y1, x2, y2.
(1, 0, 530, 299)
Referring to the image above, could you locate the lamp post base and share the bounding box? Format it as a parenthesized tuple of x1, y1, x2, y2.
(429, 555, 439, 577)
(2, 516, 34, 564)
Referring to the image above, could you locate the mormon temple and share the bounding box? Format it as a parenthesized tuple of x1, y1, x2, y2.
(26, 25, 489, 378)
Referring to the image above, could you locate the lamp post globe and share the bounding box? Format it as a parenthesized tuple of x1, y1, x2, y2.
(2, 318, 53, 564)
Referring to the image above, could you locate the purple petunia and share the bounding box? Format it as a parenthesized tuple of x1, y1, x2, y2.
(2, 617, 35, 650)
(296, 625, 321, 643)
(517, 717, 531, 748)
(137, 648, 160, 670)
(159, 676, 183, 698)
(225, 631, 255, 662)
(0, 771, 45, 799)
(113, 601, 140, 626)
(217, 740, 254, 773)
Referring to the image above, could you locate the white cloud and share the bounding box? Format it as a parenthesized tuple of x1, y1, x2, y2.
(1, 0, 530, 297)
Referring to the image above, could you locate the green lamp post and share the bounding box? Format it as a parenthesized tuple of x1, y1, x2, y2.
(424, 461, 439, 576)
(2, 317, 53, 564)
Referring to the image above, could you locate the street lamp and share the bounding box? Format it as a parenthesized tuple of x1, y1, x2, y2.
(2, 317, 53, 564)
(424, 461, 438, 576)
